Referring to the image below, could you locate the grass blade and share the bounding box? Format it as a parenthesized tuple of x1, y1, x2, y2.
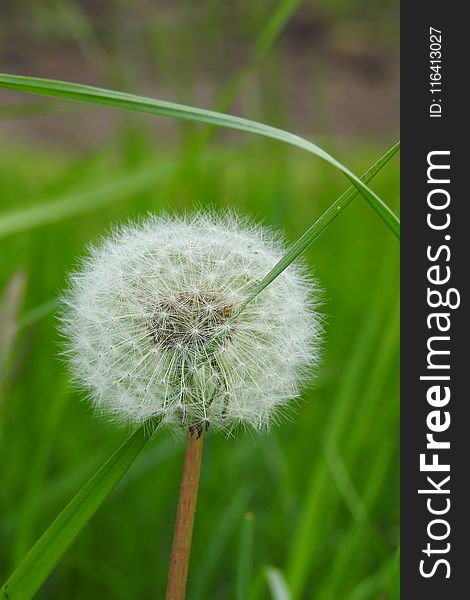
(0, 272, 26, 383)
(253, 0, 302, 59)
(0, 73, 399, 238)
(286, 250, 398, 598)
(181, 0, 302, 157)
(207, 0, 302, 116)
(239, 142, 399, 308)
(1, 425, 153, 600)
(0, 163, 166, 240)
(201, 143, 399, 357)
(265, 567, 292, 600)
(18, 299, 58, 330)
(236, 513, 255, 600)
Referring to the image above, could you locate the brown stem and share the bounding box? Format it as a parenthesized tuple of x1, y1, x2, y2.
(165, 430, 204, 600)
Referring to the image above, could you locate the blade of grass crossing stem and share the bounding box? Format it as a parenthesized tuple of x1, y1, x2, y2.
(167, 0, 302, 216)
(18, 299, 58, 330)
(239, 142, 400, 310)
(237, 513, 255, 600)
(265, 567, 292, 600)
(5, 438, 181, 536)
(0, 74, 400, 238)
(0, 425, 153, 600)
(12, 378, 70, 563)
(202, 143, 399, 356)
(254, 0, 302, 59)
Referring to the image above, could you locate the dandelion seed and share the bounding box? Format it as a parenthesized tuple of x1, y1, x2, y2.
(61, 212, 322, 433)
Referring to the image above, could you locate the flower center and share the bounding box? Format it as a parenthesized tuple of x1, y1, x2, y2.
(148, 291, 234, 352)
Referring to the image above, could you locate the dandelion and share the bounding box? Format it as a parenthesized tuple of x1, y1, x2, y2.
(61, 212, 322, 434)
(61, 211, 323, 599)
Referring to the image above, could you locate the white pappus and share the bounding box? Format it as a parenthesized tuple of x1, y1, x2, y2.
(60, 212, 323, 434)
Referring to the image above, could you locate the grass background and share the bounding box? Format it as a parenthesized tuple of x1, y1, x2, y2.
(0, 1, 399, 599)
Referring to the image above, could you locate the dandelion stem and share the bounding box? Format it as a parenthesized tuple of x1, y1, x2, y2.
(165, 429, 204, 600)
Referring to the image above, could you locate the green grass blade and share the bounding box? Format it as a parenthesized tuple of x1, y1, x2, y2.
(1, 425, 153, 600)
(236, 513, 255, 600)
(0, 163, 166, 240)
(265, 567, 292, 600)
(253, 0, 302, 59)
(286, 249, 398, 598)
(191, 487, 251, 600)
(5, 437, 181, 538)
(239, 142, 399, 309)
(213, 0, 302, 114)
(0, 73, 399, 238)
(11, 378, 70, 564)
(317, 437, 397, 600)
(18, 299, 58, 330)
(8, 143, 398, 339)
(0, 272, 26, 382)
(201, 143, 399, 358)
(182, 0, 302, 156)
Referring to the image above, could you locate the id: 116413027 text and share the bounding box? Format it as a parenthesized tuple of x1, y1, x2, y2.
(429, 27, 443, 118)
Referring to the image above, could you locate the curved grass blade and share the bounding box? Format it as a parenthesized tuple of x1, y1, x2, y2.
(183, 0, 302, 157)
(1, 425, 153, 600)
(210, 0, 302, 115)
(9, 143, 399, 340)
(239, 142, 400, 309)
(0, 73, 399, 238)
(201, 142, 399, 357)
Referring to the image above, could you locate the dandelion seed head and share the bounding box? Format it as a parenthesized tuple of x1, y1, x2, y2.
(61, 212, 323, 433)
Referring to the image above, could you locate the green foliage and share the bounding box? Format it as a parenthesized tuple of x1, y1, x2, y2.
(0, 74, 400, 239)
(0, 2, 399, 598)
(0, 141, 399, 599)
(237, 513, 254, 600)
(0, 427, 153, 600)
